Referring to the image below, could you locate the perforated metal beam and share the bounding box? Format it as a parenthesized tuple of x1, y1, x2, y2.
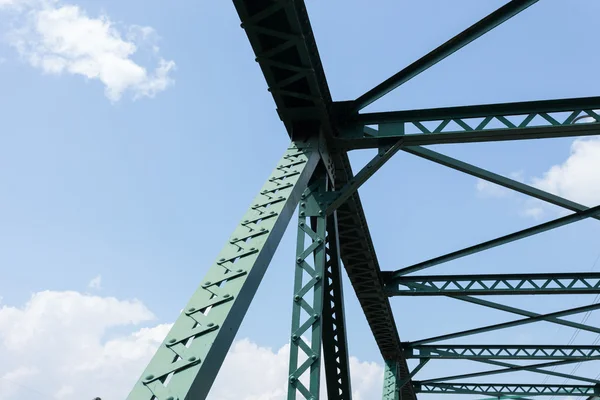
(404, 345, 600, 360)
(335, 96, 600, 149)
(414, 382, 600, 396)
(127, 142, 319, 400)
(384, 272, 600, 296)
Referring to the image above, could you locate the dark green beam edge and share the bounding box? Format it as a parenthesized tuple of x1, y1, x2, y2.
(383, 272, 600, 296)
(420, 359, 597, 384)
(325, 140, 403, 215)
(403, 146, 600, 221)
(413, 382, 600, 396)
(391, 202, 600, 278)
(335, 122, 600, 149)
(354, 95, 600, 124)
(351, 0, 539, 111)
(409, 302, 600, 346)
(405, 344, 600, 360)
(453, 296, 600, 335)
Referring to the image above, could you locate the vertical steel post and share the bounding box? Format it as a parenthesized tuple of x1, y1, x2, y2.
(127, 141, 319, 400)
(288, 173, 328, 400)
(322, 213, 353, 400)
(382, 360, 401, 400)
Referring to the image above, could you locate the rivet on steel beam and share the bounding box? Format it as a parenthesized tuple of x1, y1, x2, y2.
(223, 294, 231, 298)
(301, 202, 306, 207)
(313, 314, 319, 320)
(168, 338, 176, 344)
(250, 247, 256, 251)
(300, 211, 305, 216)
(144, 374, 154, 382)
(294, 295, 300, 302)
(188, 307, 196, 312)
(188, 356, 197, 362)
(315, 274, 321, 281)
(311, 354, 318, 360)
(290, 376, 297, 383)
(318, 210, 323, 215)
(207, 323, 215, 327)
(236, 269, 244, 273)
(292, 335, 299, 342)
(297, 257, 303, 263)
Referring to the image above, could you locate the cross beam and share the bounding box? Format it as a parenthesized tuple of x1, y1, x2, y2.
(384, 272, 600, 296)
(404, 345, 600, 360)
(335, 96, 600, 149)
(413, 382, 600, 396)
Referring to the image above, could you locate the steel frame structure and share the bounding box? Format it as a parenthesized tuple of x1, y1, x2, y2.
(126, 1, 600, 399)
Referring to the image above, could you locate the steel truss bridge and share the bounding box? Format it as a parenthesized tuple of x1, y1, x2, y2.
(126, 1, 600, 399)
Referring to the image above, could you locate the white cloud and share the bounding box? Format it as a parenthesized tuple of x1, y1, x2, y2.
(0, 290, 384, 400)
(88, 274, 101, 290)
(3, 1, 175, 101)
(531, 138, 600, 207)
(475, 139, 600, 219)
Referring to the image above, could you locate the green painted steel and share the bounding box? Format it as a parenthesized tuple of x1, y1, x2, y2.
(126, 141, 319, 400)
(127, 0, 600, 398)
(321, 214, 353, 400)
(404, 345, 600, 360)
(402, 145, 600, 221)
(392, 203, 600, 277)
(411, 302, 600, 346)
(351, 0, 539, 111)
(421, 359, 586, 384)
(287, 177, 328, 400)
(339, 96, 600, 149)
(413, 382, 600, 396)
(456, 296, 600, 334)
(325, 142, 402, 215)
(382, 360, 401, 400)
(384, 272, 600, 296)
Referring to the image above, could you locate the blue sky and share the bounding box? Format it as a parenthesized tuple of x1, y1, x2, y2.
(2, 0, 600, 399)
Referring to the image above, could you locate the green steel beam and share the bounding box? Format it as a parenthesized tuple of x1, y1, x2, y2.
(473, 359, 600, 384)
(384, 272, 600, 296)
(404, 345, 600, 360)
(127, 142, 319, 400)
(402, 146, 600, 222)
(420, 359, 588, 384)
(350, 0, 539, 111)
(321, 213, 353, 400)
(410, 302, 600, 346)
(325, 141, 403, 215)
(233, 3, 416, 399)
(382, 360, 402, 400)
(288, 177, 328, 400)
(454, 296, 600, 334)
(413, 382, 600, 396)
(337, 96, 600, 149)
(382, 358, 427, 400)
(391, 203, 600, 277)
